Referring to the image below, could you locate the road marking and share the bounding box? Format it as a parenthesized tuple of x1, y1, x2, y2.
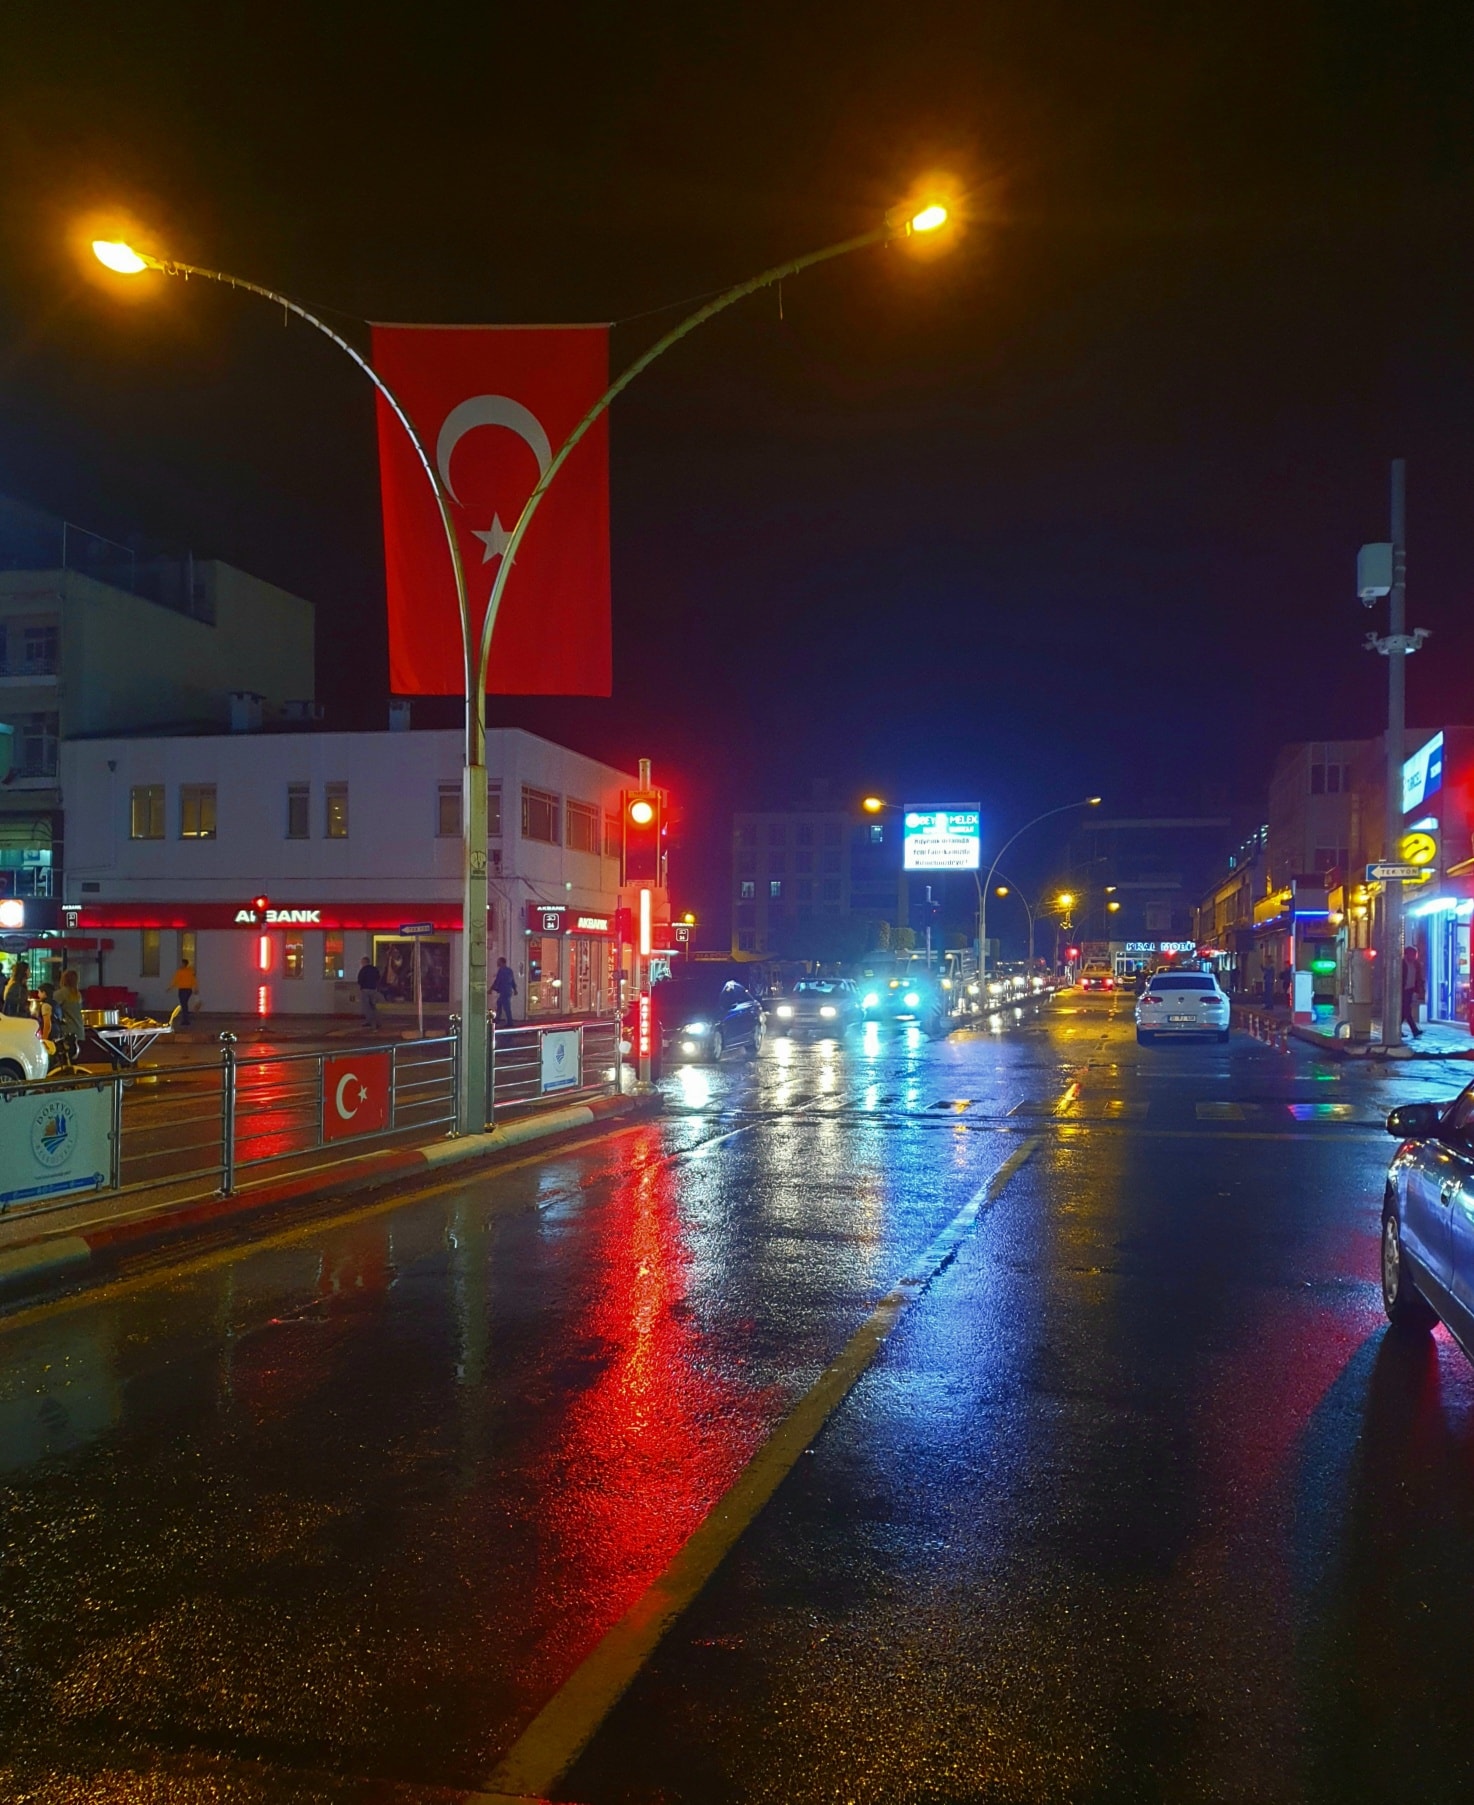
(478, 1137, 1042, 1801)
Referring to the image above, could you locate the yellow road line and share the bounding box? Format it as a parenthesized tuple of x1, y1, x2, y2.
(479, 1137, 1042, 1802)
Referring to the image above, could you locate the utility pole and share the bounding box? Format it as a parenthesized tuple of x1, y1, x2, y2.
(1360, 459, 1426, 1047)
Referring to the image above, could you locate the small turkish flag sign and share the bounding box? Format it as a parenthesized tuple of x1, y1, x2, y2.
(372, 323, 611, 697)
(322, 1051, 392, 1142)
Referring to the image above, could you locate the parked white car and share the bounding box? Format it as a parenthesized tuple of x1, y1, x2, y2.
(1135, 971, 1230, 1044)
(0, 1012, 50, 1084)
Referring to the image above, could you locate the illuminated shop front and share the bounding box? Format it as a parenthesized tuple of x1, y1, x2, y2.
(525, 903, 618, 1017)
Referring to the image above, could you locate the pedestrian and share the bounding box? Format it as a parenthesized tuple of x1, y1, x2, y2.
(1401, 943, 1425, 1040)
(492, 956, 517, 1029)
(1279, 963, 1293, 1007)
(169, 957, 198, 1026)
(356, 955, 380, 1030)
(53, 967, 86, 1072)
(1261, 961, 1276, 1009)
(2, 959, 30, 1017)
(33, 982, 55, 1040)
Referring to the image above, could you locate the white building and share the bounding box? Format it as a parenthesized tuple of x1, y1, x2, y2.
(58, 725, 636, 1019)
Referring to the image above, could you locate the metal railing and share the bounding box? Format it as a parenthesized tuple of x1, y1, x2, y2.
(0, 1032, 458, 1225)
(488, 1016, 621, 1118)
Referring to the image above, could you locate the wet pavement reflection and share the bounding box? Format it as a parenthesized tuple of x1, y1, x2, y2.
(4, 996, 1474, 1801)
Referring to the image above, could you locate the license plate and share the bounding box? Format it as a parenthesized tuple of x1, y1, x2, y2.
(1169, 1014, 1194, 1023)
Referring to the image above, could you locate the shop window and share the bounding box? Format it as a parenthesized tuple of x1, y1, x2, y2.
(521, 785, 560, 845)
(130, 784, 164, 840)
(488, 782, 503, 838)
(179, 784, 217, 840)
(140, 928, 160, 976)
(286, 783, 310, 840)
(373, 935, 450, 1004)
(437, 782, 461, 837)
(178, 930, 197, 969)
(566, 797, 600, 853)
(323, 933, 346, 981)
(283, 935, 305, 979)
(526, 934, 562, 1014)
(739, 879, 756, 900)
(325, 783, 349, 838)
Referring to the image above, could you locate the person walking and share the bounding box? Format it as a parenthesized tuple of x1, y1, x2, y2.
(1279, 963, 1294, 1008)
(356, 954, 380, 1030)
(53, 967, 86, 1072)
(491, 957, 517, 1029)
(170, 958, 198, 1026)
(2, 959, 30, 1017)
(1401, 942, 1425, 1040)
(1261, 961, 1276, 1010)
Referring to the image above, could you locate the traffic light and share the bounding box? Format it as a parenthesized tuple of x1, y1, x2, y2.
(623, 790, 662, 883)
(1065, 945, 1080, 962)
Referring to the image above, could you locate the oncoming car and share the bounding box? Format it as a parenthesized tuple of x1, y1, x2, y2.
(855, 962, 947, 1034)
(1135, 971, 1229, 1043)
(649, 974, 764, 1063)
(771, 979, 863, 1037)
(1381, 1083, 1474, 1355)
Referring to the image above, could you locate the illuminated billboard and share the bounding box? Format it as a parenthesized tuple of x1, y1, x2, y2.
(902, 806, 981, 871)
(1403, 731, 1444, 815)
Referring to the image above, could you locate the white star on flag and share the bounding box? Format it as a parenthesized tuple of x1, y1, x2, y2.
(472, 515, 511, 563)
(358, 1085, 369, 1103)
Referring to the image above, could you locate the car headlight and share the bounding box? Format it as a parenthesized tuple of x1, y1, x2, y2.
(967, 983, 979, 996)
(776, 1004, 794, 1019)
(682, 1020, 710, 1035)
(904, 991, 920, 1007)
(863, 992, 879, 1008)
(988, 982, 1003, 996)
(679, 1039, 699, 1056)
(819, 1004, 837, 1019)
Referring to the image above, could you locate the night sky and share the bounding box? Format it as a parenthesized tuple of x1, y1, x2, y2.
(3, 2, 1473, 919)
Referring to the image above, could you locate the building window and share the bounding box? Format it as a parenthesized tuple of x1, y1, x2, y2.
(286, 783, 310, 839)
(768, 853, 786, 876)
(605, 813, 621, 858)
(283, 935, 305, 979)
(488, 782, 502, 839)
(796, 824, 814, 847)
(130, 785, 165, 840)
(566, 797, 600, 853)
(738, 929, 757, 952)
(737, 904, 756, 930)
(770, 878, 784, 899)
(140, 928, 160, 977)
(795, 850, 814, 873)
(22, 625, 58, 673)
(768, 822, 787, 846)
(178, 930, 196, 969)
(437, 782, 462, 837)
(179, 784, 217, 840)
(736, 851, 756, 876)
(323, 933, 346, 981)
(739, 879, 756, 899)
(7, 711, 59, 778)
(738, 824, 758, 848)
(796, 878, 814, 902)
(522, 785, 560, 844)
(869, 823, 884, 844)
(325, 782, 349, 838)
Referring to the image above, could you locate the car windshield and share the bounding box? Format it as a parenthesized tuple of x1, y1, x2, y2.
(793, 981, 840, 994)
(1148, 975, 1216, 991)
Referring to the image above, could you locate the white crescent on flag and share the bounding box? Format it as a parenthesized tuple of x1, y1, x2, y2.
(335, 1073, 363, 1119)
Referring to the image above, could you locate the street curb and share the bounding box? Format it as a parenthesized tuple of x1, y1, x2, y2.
(0, 1092, 660, 1307)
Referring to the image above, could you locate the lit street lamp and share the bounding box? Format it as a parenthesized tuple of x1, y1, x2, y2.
(88, 197, 952, 1131)
(977, 800, 1101, 977)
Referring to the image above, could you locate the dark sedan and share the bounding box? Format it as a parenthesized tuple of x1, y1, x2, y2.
(1381, 1082, 1474, 1355)
(652, 975, 764, 1063)
(770, 978, 864, 1037)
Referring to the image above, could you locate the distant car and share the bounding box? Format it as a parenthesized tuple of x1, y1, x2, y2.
(652, 974, 764, 1063)
(0, 1011, 50, 1085)
(1380, 1084, 1474, 1356)
(1135, 971, 1230, 1043)
(771, 978, 863, 1036)
(855, 963, 947, 1034)
(1080, 964, 1115, 993)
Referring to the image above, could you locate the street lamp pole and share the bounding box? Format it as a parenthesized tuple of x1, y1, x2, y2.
(93, 202, 949, 1131)
(988, 870, 1036, 970)
(978, 799, 1101, 982)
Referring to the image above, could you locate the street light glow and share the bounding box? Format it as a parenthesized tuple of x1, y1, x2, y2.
(862, 796, 885, 813)
(91, 239, 149, 275)
(1086, 796, 1103, 806)
(995, 886, 1010, 897)
(909, 204, 948, 234)
(1057, 893, 1075, 908)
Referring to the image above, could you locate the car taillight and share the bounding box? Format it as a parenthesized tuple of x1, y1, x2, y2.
(1142, 995, 1161, 1006)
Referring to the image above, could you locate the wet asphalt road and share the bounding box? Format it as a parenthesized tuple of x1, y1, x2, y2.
(5, 996, 1474, 1803)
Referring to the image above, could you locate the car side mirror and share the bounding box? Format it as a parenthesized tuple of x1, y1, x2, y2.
(1387, 1102, 1443, 1138)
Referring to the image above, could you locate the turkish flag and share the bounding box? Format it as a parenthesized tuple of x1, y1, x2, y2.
(372, 324, 611, 697)
(322, 1051, 393, 1142)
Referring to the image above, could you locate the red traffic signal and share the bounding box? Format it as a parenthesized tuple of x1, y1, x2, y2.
(253, 895, 270, 914)
(1065, 945, 1080, 961)
(623, 790, 662, 883)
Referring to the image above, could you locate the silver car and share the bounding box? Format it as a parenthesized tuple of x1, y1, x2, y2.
(1135, 971, 1230, 1044)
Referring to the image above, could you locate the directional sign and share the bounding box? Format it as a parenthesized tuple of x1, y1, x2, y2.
(396, 922, 436, 937)
(1368, 862, 1426, 882)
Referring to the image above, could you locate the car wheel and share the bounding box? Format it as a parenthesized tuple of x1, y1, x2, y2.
(0, 1059, 25, 1084)
(1216, 1029, 1230, 1044)
(749, 1020, 764, 1056)
(1382, 1209, 1436, 1331)
(1136, 1030, 1153, 1045)
(709, 1028, 725, 1063)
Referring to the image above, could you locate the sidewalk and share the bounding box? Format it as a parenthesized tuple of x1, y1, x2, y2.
(1234, 1000, 1474, 1062)
(74, 1011, 447, 1075)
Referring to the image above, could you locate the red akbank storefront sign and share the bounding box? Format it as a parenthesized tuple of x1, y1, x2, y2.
(67, 903, 464, 931)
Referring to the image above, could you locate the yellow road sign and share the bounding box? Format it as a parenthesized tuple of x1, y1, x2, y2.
(1400, 830, 1438, 867)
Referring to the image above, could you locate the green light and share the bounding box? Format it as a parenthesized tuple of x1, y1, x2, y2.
(1310, 958, 1337, 974)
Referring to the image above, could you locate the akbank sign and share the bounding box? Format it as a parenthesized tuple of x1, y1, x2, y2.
(234, 907, 323, 925)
